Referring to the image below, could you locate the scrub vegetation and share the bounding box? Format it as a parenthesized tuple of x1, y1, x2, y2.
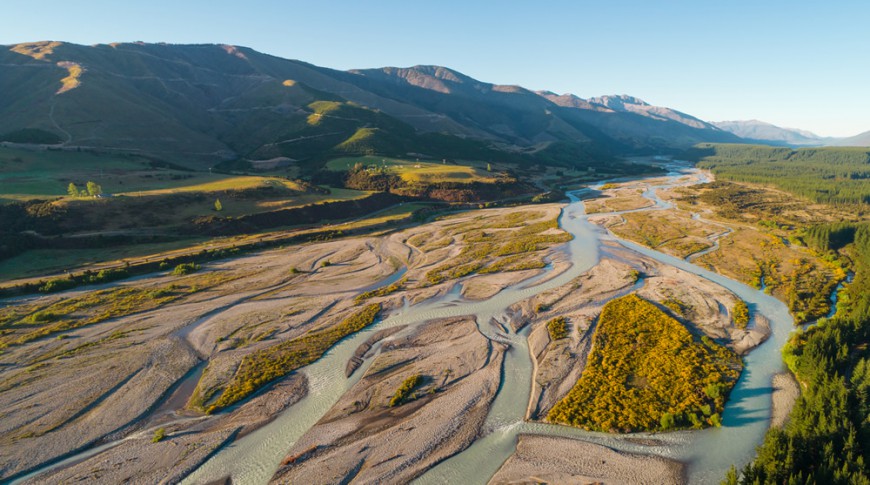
(548, 294, 741, 432)
(546, 316, 569, 340)
(0, 273, 232, 348)
(355, 277, 406, 303)
(631, 180, 851, 324)
(200, 303, 381, 412)
(389, 374, 424, 407)
(422, 214, 571, 286)
(732, 300, 750, 329)
(606, 210, 718, 258)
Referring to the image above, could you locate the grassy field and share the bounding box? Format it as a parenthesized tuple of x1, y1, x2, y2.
(0, 147, 153, 199)
(119, 186, 368, 223)
(0, 147, 385, 283)
(0, 239, 211, 281)
(325, 156, 501, 184)
(301, 201, 434, 234)
(13, 186, 370, 237)
(0, 146, 316, 201)
(115, 176, 307, 196)
(338, 202, 431, 226)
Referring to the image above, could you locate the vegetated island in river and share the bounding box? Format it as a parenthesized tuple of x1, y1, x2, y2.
(548, 294, 741, 432)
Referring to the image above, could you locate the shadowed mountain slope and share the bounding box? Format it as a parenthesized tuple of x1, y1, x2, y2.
(1, 41, 742, 169)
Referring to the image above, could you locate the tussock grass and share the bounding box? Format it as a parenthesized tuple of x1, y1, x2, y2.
(10, 41, 62, 60)
(56, 62, 83, 94)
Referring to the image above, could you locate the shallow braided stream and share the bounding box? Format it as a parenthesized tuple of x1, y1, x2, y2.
(179, 163, 794, 484)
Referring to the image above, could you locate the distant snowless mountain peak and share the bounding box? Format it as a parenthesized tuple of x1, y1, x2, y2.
(712, 120, 824, 146)
(712, 119, 870, 147)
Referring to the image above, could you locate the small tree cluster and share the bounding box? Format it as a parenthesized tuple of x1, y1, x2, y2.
(547, 316, 569, 340)
(389, 374, 424, 407)
(67, 181, 102, 198)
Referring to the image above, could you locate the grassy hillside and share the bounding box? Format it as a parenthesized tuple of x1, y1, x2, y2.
(686, 143, 870, 206)
(341, 65, 741, 153)
(1, 42, 738, 172)
(0, 43, 526, 169)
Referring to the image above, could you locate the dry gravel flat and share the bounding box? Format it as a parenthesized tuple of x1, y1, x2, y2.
(29, 374, 308, 484)
(271, 316, 505, 484)
(771, 372, 800, 428)
(490, 434, 685, 485)
(0, 204, 563, 482)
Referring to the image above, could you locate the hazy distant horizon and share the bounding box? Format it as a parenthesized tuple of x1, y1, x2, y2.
(2, 0, 868, 137)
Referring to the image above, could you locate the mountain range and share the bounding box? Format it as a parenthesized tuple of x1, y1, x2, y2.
(711, 120, 826, 146)
(2, 41, 866, 172)
(712, 120, 870, 148)
(1, 41, 743, 171)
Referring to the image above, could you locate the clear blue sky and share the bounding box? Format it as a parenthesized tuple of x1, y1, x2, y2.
(2, 0, 868, 136)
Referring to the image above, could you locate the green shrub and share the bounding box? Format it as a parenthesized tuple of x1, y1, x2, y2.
(389, 374, 424, 407)
(171, 263, 200, 276)
(661, 297, 686, 316)
(709, 413, 721, 427)
(355, 277, 405, 303)
(39, 278, 77, 293)
(547, 316, 569, 340)
(28, 311, 59, 323)
(732, 300, 750, 329)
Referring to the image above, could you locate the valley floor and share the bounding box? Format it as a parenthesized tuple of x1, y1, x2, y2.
(0, 162, 819, 484)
